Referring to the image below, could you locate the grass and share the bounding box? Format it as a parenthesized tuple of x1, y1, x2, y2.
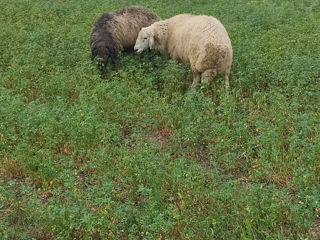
(0, 0, 319, 239)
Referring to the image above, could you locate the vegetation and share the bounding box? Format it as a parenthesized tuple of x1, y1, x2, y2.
(0, 0, 319, 239)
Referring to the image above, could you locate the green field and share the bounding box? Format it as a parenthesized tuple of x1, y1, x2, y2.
(1, 0, 319, 239)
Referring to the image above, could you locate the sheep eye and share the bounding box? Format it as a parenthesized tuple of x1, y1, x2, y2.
(143, 37, 147, 40)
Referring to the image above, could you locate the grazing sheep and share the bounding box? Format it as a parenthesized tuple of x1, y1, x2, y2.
(90, 6, 160, 73)
(134, 14, 233, 90)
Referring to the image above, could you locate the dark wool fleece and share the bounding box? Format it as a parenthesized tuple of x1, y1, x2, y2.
(90, 6, 160, 73)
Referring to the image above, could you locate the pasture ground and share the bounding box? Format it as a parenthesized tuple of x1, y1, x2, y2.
(0, 0, 319, 239)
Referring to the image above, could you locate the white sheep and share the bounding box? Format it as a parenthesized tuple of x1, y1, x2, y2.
(134, 14, 233, 90)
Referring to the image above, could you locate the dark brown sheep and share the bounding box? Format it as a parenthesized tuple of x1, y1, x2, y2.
(90, 6, 160, 73)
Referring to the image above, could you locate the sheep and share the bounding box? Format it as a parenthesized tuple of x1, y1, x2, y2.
(134, 14, 233, 90)
(90, 6, 160, 74)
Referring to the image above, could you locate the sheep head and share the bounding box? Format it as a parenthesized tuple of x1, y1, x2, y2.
(134, 21, 168, 53)
(91, 42, 112, 74)
(90, 27, 116, 74)
(134, 26, 155, 53)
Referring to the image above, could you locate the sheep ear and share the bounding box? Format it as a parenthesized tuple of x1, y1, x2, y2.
(149, 36, 155, 49)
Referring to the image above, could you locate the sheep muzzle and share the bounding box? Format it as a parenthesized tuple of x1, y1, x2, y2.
(97, 56, 109, 74)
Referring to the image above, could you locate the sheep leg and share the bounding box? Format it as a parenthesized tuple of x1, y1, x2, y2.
(201, 69, 217, 84)
(110, 54, 116, 71)
(191, 71, 201, 89)
(224, 68, 230, 92)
